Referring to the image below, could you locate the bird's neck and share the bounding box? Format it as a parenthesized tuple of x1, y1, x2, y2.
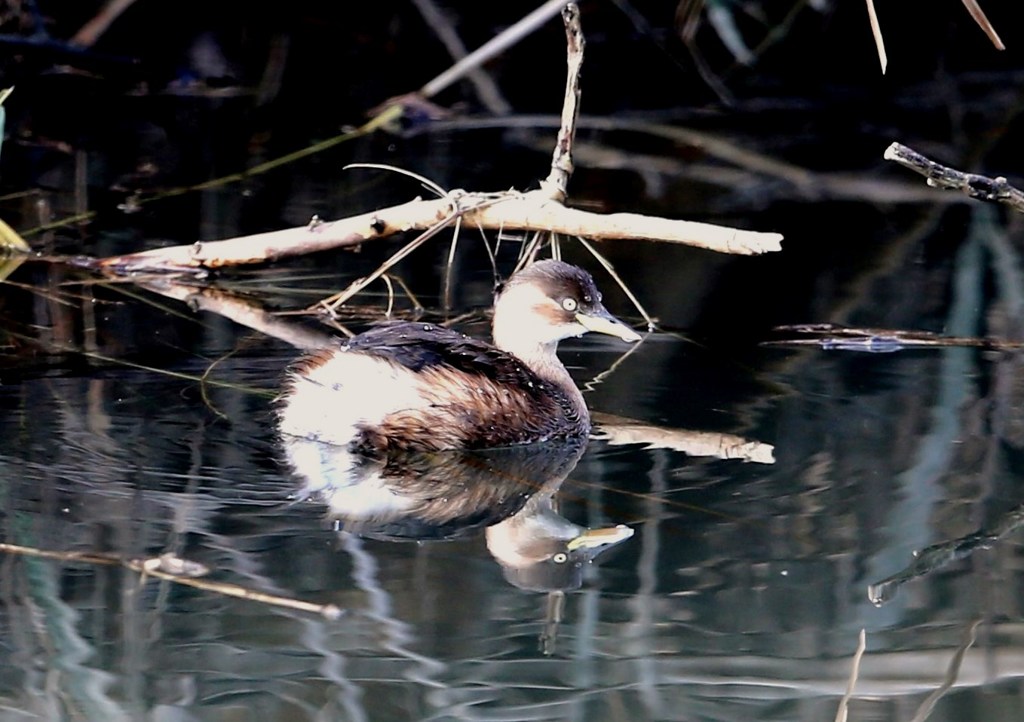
(493, 331, 587, 419)
(491, 287, 587, 420)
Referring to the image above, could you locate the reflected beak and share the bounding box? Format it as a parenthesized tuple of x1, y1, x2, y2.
(565, 524, 635, 552)
(575, 308, 642, 343)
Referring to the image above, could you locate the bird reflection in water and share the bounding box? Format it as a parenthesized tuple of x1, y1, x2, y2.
(279, 433, 633, 593)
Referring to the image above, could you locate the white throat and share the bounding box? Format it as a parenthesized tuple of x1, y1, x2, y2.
(491, 284, 582, 391)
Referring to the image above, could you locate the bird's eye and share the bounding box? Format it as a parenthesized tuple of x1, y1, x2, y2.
(552, 552, 568, 564)
(561, 298, 578, 312)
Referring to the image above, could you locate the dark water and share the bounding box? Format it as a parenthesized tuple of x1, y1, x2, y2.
(4, 20, 1024, 718)
(4, 198, 1024, 721)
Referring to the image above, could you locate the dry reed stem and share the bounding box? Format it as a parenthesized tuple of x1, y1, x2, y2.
(864, 0, 887, 73)
(960, 0, 1004, 49)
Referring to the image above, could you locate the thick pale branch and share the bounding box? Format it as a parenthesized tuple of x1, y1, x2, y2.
(472, 193, 782, 253)
(97, 198, 440, 272)
(96, 190, 782, 273)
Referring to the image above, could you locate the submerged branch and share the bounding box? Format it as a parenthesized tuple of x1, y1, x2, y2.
(868, 502, 1024, 606)
(765, 323, 1024, 352)
(0, 543, 343, 619)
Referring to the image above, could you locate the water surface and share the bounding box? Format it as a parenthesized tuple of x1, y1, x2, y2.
(3, 219, 1024, 722)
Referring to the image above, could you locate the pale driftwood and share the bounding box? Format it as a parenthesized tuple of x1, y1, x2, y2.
(97, 189, 783, 273)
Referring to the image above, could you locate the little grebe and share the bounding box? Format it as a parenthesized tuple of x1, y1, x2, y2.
(277, 260, 641, 453)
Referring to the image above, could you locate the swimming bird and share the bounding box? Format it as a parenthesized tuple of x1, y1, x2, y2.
(277, 259, 640, 453)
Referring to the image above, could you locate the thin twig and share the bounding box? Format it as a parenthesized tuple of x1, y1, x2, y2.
(443, 215, 463, 310)
(420, 0, 569, 99)
(317, 192, 511, 313)
(388, 273, 426, 312)
(515, 230, 548, 273)
(198, 348, 236, 421)
(409, 0, 512, 113)
(345, 162, 449, 199)
(575, 235, 655, 330)
(583, 335, 646, 394)
(319, 215, 455, 313)
(381, 273, 396, 317)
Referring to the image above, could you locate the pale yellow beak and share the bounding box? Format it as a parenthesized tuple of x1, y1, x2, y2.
(565, 524, 635, 551)
(576, 310, 642, 343)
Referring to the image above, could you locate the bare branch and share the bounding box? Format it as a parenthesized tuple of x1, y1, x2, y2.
(884, 142, 1024, 212)
(94, 190, 782, 274)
